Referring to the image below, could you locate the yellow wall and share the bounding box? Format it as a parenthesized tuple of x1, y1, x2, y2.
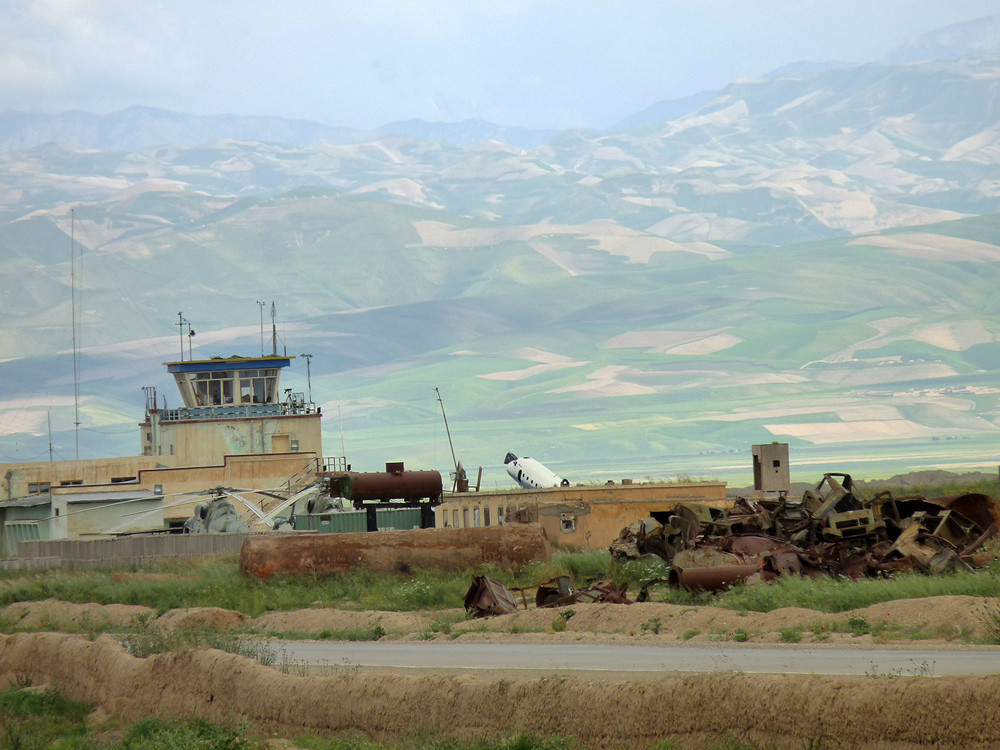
(1, 456, 172, 501)
(434, 481, 730, 550)
(151, 413, 322, 464)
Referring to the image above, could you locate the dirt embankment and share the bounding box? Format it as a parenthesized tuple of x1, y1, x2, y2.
(2, 630, 1000, 750)
(1, 595, 992, 645)
(1, 595, 997, 748)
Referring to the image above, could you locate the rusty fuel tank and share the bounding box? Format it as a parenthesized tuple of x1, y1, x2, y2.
(337, 462, 443, 502)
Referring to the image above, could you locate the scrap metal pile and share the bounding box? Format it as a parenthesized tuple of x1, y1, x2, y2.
(610, 473, 1000, 590)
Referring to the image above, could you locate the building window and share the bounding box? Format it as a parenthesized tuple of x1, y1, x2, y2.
(60, 480, 82, 486)
(473, 507, 481, 527)
(483, 507, 490, 527)
(154, 484, 163, 495)
(237, 369, 278, 404)
(561, 512, 576, 533)
(27, 482, 50, 495)
(498, 507, 505, 525)
(452, 509, 458, 528)
(111, 476, 136, 484)
(462, 508, 469, 528)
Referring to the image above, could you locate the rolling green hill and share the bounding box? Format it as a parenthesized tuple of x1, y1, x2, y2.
(1, 53, 1000, 488)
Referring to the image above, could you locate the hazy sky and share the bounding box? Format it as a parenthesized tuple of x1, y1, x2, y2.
(1, 1, 997, 130)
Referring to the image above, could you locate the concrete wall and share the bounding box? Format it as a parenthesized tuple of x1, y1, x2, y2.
(52, 498, 165, 538)
(1, 456, 170, 500)
(435, 481, 730, 550)
(2, 533, 250, 570)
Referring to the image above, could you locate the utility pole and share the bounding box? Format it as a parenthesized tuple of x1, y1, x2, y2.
(176, 313, 193, 361)
(300, 353, 313, 407)
(176, 312, 185, 361)
(70, 208, 80, 460)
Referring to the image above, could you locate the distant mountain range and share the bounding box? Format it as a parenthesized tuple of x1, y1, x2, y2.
(0, 107, 559, 152)
(1, 13, 996, 154)
(1, 14, 1000, 487)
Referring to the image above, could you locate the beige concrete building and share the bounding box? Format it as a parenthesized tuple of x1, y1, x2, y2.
(435, 480, 730, 550)
(0, 354, 326, 555)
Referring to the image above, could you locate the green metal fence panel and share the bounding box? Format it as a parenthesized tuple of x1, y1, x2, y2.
(295, 510, 367, 533)
(375, 507, 421, 531)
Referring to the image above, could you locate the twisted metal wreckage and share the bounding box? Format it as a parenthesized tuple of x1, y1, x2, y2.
(464, 472, 1000, 616)
(610, 473, 1000, 590)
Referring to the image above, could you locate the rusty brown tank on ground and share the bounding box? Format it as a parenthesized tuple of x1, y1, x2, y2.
(239, 523, 551, 577)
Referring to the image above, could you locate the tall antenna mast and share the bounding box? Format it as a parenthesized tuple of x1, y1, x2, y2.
(47, 409, 53, 463)
(338, 404, 346, 457)
(70, 208, 80, 460)
(270, 302, 277, 356)
(435, 387, 458, 473)
(256, 301, 266, 356)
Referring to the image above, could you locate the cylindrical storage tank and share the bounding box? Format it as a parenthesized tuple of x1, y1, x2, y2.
(240, 523, 551, 576)
(338, 470, 443, 502)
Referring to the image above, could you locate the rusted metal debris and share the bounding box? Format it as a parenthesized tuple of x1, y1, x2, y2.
(464, 575, 520, 617)
(464, 574, 631, 617)
(610, 472, 1000, 590)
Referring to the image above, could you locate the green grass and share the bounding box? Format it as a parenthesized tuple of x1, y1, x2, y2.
(711, 568, 1000, 614)
(2, 550, 999, 625)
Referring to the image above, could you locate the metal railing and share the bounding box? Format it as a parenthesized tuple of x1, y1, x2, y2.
(158, 400, 318, 423)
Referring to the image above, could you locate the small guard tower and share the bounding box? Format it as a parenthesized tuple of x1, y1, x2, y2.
(752, 442, 790, 495)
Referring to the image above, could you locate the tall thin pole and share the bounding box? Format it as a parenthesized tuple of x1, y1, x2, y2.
(338, 404, 346, 457)
(256, 301, 266, 356)
(47, 409, 53, 463)
(177, 312, 185, 361)
(70, 209, 80, 460)
(270, 302, 277, 356)
(435, 387, 458, 472)
(300, 353, 313, 406)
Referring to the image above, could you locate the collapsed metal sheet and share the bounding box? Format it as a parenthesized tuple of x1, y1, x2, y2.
(464, 575, 519, 617)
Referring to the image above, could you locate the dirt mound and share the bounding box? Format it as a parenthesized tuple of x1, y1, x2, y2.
(253, 608, 439, 636)
(5, 594, 990, 644)
(155, 607, 250, 631)
(2, 631, 1000, 749)
(847, 596, 987, 636)
(451, 596, 992, 644)
(0, 599, 154, 631)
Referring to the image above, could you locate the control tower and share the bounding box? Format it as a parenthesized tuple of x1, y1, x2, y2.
(141, 355, 322, 463)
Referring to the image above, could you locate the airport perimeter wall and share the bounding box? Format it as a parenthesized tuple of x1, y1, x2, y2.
(0, 533, 250, 570)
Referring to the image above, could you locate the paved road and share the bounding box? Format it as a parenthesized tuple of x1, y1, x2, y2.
(268, 641, 1000, 677)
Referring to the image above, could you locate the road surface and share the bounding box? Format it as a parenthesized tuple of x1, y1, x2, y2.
(268, 640, 1000, 677)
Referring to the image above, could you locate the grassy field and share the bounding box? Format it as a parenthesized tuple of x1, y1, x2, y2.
(1, 548, 998, 620)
